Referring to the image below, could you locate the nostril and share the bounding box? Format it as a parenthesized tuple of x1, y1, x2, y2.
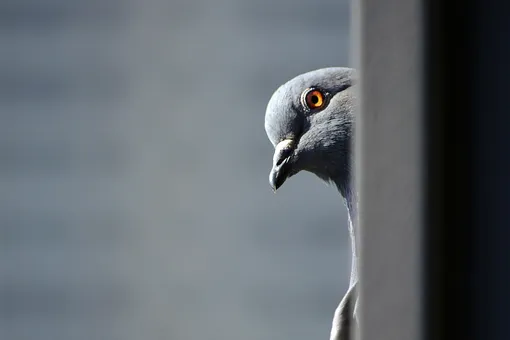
(273, 138, 296, 169)
(276, 157, 287, 167)
(275, 147, 292, 167)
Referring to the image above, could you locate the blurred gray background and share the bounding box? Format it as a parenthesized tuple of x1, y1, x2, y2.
(0, 0, 352, 339)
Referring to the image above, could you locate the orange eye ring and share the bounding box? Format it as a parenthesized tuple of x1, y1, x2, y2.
(303, 89, 326, 110)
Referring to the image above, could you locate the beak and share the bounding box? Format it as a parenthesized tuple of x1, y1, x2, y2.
(269, 157, 290, 192)
(269, 139, 294, 192)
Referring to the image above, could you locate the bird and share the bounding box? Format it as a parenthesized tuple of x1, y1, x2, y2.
(264, 67, 359, 340)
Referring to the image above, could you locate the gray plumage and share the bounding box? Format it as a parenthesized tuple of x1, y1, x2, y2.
(264, 67, 359, 340)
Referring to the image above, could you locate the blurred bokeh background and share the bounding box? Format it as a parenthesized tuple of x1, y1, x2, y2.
(0, 0, 352, 339)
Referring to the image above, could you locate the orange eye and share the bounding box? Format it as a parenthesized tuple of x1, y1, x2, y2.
(303, 89, 325, 110)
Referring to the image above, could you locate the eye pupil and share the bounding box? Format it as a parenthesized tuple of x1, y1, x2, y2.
(311, 95, 319, 104)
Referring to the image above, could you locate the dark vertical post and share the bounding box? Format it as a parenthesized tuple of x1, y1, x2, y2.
(424, 0, 510, 340)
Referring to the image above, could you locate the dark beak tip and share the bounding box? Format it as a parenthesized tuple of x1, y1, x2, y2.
(269, 157, 291, 193)
(269, 181, 277, 193)
(269, 176, 278, 193)
(269, 173, 284, 193)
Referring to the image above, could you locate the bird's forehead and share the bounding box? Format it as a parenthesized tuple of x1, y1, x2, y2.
(264, 84, 303, 146)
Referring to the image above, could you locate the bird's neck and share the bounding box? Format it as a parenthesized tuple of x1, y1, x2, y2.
(337, 179, 358, 253)
(333, 175, 358, 225)
(334, 176, 359, 286)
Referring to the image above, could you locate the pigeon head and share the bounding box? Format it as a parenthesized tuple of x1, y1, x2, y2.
(264, 67, 357, 196)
